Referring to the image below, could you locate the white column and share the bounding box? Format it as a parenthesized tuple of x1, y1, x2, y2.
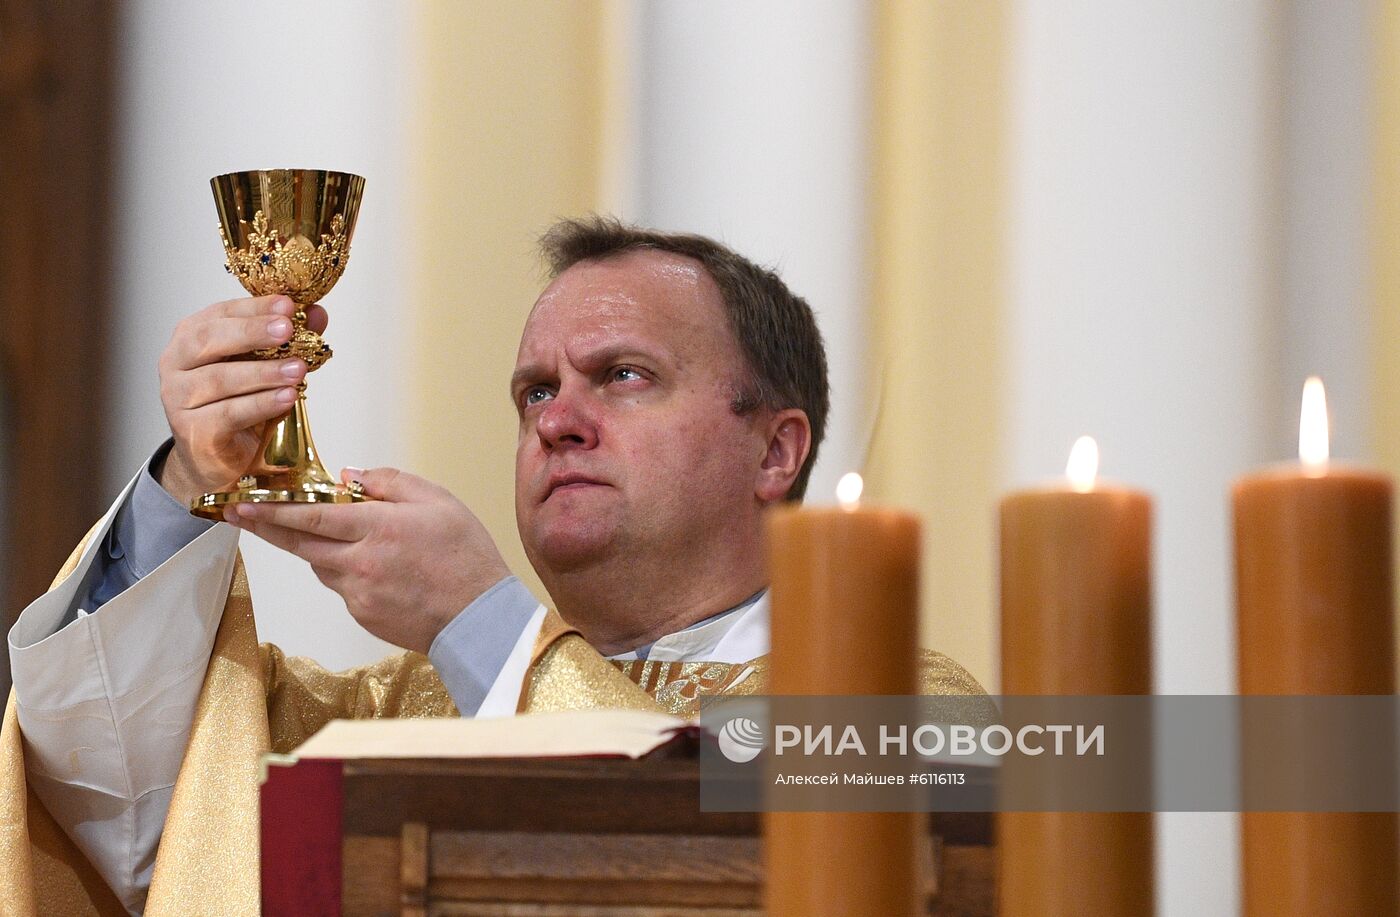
(1009, 2, 1284, 914)
(112, 0, 416, 668)
(628, 0, 872, 503)
(1280, 0, 1373, 459)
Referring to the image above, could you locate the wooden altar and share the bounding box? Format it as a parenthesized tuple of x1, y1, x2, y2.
(261, 750, 994, 917)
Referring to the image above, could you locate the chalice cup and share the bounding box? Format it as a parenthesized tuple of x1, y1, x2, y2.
(191, 168, 367, 520)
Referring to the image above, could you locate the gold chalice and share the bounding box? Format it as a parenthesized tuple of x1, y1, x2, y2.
(191, 168, 367, 520)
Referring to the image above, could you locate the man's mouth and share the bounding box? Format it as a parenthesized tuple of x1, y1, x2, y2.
(544, 474, 607, 501)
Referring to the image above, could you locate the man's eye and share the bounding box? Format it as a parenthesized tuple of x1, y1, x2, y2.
(523, 386, 553, 406)
(611, 367, 643, 383)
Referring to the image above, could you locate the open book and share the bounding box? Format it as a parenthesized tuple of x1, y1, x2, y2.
(292, 708, 694, 762)
(261, 710, 720, 914)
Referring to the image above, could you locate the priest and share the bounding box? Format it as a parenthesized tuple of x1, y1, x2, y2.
(1, 217, 988, 915)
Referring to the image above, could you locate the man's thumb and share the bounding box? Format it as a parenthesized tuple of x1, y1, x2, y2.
(341, 466, 428, 502)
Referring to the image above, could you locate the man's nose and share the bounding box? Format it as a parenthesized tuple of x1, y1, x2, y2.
(535, 388, 599, 451)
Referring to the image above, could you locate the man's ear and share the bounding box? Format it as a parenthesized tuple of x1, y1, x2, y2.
(755, 408, 812, 503)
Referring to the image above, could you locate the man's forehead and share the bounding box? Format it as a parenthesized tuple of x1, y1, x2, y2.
(535, 250, 704, 307)
(521, 250, 718, 345)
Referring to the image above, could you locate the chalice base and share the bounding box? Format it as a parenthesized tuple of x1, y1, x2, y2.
(190, 393, 366, 520)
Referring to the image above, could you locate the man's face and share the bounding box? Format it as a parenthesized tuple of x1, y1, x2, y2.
(513, 250, 766, 576)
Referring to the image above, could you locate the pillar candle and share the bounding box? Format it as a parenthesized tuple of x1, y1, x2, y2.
(764, 473, 920, 917)
(998, 436, 1155, 917)
(1233, 377, 1397, 916)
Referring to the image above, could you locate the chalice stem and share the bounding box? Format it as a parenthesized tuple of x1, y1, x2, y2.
(248, 389, 340, 489)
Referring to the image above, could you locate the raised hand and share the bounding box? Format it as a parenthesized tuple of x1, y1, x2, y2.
(157, 295, 327, 505)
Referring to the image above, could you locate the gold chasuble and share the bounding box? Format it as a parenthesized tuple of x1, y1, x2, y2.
(0, 543, 988, 916)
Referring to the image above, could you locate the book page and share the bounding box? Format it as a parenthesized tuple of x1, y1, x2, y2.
(293, 708, 689, 761)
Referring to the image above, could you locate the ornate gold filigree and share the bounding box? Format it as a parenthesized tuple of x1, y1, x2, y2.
(251, 325, 333, 371)
(220, 210, 349, 304)
(220, 210, 348, 371)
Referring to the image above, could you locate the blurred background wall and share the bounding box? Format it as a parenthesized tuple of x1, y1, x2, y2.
(2, 2, 1394, 915)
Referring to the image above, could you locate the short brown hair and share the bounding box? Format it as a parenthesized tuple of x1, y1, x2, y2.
(539, 215, 829, 501)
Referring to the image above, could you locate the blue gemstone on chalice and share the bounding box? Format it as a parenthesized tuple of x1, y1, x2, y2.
(260, 254, 271, 264)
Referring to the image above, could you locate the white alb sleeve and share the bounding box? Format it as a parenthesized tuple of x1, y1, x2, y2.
(7, 471, 239, 915)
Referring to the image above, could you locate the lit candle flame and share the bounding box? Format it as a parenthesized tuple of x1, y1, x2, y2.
(1066, 436, 1099, 493)
(1298, 376, 1329, 472)
(836, 472, 863, 510)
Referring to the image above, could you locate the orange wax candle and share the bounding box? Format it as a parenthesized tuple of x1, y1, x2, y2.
(1232, 377, 1397, 917)
(998, 436, 1154, 917)
(764, 474, 920, 917)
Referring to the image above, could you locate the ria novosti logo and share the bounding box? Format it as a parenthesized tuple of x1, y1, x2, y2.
(717, 716, 766, 763)
(714, 714, 1106, 764)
